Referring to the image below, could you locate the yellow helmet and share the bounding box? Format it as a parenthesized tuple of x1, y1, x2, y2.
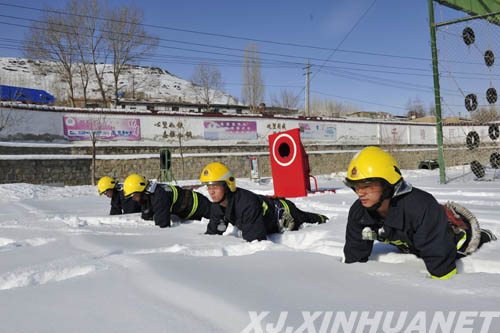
(123, 174, 147, 197)
(97, 176, 116, 195)
(200, 162, 236, 192)
(345, 146, 402, 186)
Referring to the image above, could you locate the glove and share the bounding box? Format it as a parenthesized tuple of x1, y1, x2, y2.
(278, 210, 295, 232)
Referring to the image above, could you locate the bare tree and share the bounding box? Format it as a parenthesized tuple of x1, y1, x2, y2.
(87, 113, 108, 185)
(23, 5, 77, 106)
(270, 89, 301, 109)
(102, 5, 159, 106)
(0, 79, 25, 135)
(190, 63, 224, 111)
(81, 0, 110, 105)
(471, 105, 500, 123)
(310, 96, 359, 117)
(406, 96, 426, 119)
(0, 107, 21, 135)
(128, 71, 150, 100)
(241, 43, 264, 112)
(65, 0, 109, 106)
(428, 102, 436, 117)
(66, 0, 90, 106)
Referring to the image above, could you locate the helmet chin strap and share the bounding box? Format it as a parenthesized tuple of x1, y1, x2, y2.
(215, 194, 226, 204)
(366, 201, 382, 212)
(366, 185, 394, 212)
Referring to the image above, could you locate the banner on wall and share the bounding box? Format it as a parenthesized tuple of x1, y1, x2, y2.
(380, 125, 408, 144)
(299, 122, 336, 140)
(63, 116, 141, 140)
(204, 120, 257, 140)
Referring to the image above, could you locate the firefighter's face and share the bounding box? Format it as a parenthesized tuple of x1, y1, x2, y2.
(104, 190, 113, 198)
(131, 192, 143, 202)
(353, 181, 383, 208)
(207, 183, 225, 203)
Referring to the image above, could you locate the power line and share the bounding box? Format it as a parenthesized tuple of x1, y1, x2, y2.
(0, 2, 492, 72)
(319, 65, 499, 81)
(311, 89, 407, 111)
(320, 69, 463, 97)
(5, 34, 496, 82)
(1, 3, 491, 114)
(0, 15, 436, 74)
(1, 25, 496, 97)
(2, 2, 486, 67)
(298, 0, 378, 101)
(311, 0, 378, 82)
(0, 1, 438, 64)
(1, 13, 494, 75)
(0, 36, 495, 103)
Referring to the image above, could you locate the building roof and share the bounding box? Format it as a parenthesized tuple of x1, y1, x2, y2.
(347, 111, 394, 119)
(410, 116, 476, 124)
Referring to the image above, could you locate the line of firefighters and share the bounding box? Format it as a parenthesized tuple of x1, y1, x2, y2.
(97, 147, 496, 279)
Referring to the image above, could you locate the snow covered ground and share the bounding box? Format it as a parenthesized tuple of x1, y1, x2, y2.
(1, 167, 499, 332)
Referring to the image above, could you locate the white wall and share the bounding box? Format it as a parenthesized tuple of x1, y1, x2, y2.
(0, 106, 62, 136)
(1, 107, 493, 147)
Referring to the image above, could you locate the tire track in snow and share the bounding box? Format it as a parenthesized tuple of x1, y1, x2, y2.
(68, 231, 249, 332)
(0, 265, 96, 291)
(129, 241, 277, 257)
(269, 229, 344, 257)
(0, 230, 104, 291)
(0, 237, 56, 252)
(126, 229, 344, 259)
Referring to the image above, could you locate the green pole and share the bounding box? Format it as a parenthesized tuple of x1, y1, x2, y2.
(428, 0, 447, 184)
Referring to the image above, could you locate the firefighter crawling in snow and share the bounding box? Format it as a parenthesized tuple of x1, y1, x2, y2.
(122, 174, 211, 228)
(342, 146, 496, 279)
(97, 176, 141, 215)
(200, 162, 328, 242)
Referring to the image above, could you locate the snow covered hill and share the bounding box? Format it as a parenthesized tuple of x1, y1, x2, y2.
(1, 167, 499, 332)
(0, 57, 239, 105)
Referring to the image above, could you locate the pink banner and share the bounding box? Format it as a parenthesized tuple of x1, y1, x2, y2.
(204, 120, 257, 140)
(63, 116, 141, 141)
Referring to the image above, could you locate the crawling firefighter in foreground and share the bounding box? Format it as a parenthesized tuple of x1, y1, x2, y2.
(343, 146, 496, 279)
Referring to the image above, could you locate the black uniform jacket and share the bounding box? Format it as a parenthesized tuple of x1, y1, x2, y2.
(206, 187, 280, 242)
(110, 186, 141, 215)
(141, 183, 211, 228)
(343, 180, 457, 278)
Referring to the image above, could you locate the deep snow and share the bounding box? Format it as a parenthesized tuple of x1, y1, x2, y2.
(0, 167, 499, 332)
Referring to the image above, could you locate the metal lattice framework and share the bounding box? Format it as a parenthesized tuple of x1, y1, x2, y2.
(429, 0, 500, 182)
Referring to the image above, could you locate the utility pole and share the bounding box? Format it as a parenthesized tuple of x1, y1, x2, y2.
(304, 59, 311, 117)
(427, 0, 446, 184)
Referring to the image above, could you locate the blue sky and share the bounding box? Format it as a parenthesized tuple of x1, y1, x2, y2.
(0, 0, 495, 117)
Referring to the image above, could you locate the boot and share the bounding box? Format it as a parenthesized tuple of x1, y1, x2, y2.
(479, 229, 497, 248)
